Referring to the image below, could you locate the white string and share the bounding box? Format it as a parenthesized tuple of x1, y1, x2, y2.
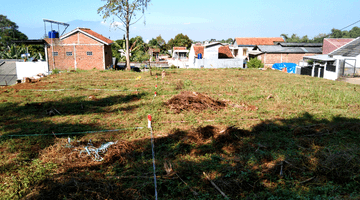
(150, 127, 158, 200)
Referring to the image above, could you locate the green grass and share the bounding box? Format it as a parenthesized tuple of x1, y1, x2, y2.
(0, 68, 360, 199)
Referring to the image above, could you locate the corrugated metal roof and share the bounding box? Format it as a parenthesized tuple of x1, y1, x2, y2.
(257, 45, 322, 53)
(0, 61, 17, 86)
(329, 37, 360, 57)
(303, 55, 335, 61)
(278, 43, 323, 47)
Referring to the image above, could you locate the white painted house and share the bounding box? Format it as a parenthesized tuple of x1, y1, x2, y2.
(187, 42, 243, 68)
(328, 37, 360, 76)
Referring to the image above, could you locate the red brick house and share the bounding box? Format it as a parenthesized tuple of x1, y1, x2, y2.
(322, 38, 354, 54)
(45, 28, 113, 70)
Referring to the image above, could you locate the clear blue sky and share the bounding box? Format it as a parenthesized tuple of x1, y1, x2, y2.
(2, 0, 360, 42)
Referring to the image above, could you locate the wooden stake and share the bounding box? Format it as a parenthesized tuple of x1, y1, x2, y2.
(203, 172, 229, 199)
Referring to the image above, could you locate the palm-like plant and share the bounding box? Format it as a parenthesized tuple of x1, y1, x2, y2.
(0, 44, 26, 59)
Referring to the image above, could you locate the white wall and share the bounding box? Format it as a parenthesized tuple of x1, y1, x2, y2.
(16, 61, 49, 80)
(333, 55, 360, 72)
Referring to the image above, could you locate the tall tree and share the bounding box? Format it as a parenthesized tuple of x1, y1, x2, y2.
(98, 0, 150, 70)
(0, 15, 28, 50)
(167, 33, 192, 50)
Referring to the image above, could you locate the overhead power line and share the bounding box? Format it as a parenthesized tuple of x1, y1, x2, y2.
(326, 19, 360, 38)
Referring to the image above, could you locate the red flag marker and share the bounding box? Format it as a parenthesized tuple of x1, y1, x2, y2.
(154, 91, 157, 97)
(155, 84, 157, 89)
(148, 114, 152, 128)
(156, 75, 158, 80)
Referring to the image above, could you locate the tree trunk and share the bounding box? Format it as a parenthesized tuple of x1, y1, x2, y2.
(125, 2, 131, 70)
(125, 25, 130, 70)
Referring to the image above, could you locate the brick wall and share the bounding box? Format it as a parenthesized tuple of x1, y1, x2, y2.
(257, 53, 321, 67)
(46, 32, 112, 70)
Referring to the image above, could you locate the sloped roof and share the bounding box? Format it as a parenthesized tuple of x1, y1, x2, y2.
(323, 38, 355, 55)
(173, 47, 187, 51)
(329, 37, 360, 57)
(194, 46, 204, 56)
(278, 43, 323, 47)
(79, 28, 113, 44)
(60, 28, 113, 45)
(218, 46, 233, 58)
(0, 61, 17, 86)
(256, 45, 322, 53)
(235, 37, 284, 46)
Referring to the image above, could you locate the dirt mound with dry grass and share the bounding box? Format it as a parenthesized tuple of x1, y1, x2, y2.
(40, 138, 135, 174)
(166, 91, 226, 113)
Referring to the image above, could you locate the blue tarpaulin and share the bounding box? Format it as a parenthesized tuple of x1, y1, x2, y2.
(272, 63, 297, 74)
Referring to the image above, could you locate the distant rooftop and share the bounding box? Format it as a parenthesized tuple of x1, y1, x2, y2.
(329, 37, 360, 57)
(235, 37, 284, 46)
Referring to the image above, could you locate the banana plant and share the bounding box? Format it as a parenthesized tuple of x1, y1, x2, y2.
(0, 44, 25, 59)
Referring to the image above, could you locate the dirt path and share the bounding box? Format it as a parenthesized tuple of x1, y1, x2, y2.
(342, 77, 360, 85)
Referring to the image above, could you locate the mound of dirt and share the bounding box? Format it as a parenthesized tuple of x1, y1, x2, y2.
(166, 91, 226, 113)
(40, 138, 135, 173)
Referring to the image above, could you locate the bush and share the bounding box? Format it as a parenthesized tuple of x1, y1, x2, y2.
(247, 58, 264, 68)
(170, 65, 177, 69)
(52, 68, 60, 74)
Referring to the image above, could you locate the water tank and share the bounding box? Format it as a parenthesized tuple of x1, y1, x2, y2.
(48, 30, 59, 38)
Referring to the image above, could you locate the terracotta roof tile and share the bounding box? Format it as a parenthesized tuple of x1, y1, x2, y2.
(79, 28, 113, 44)
(173, 47, 187, 50)
(218, 46, 233, 58)
(235, 37, 284, 46)
(194, 46, 204, 56)
(323, 38, 354, 54)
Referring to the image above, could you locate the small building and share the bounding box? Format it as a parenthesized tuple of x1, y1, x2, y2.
(252, 43, 323, 68)
(187, 42, 243, 68)
(323, 38, 354, 54)
(149, 48, 160, 61)
(231, 37, 285, 59)
(299, 37, 360, 80)
(328, 37, 360, 76)
(45, 28, 113, 70)
(172, 47, 189, 59)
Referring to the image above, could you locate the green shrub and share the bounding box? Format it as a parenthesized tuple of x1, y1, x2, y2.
(52, 68, 60, 74)
(247, 58, 264, 68)
(170, 65, 177, 69)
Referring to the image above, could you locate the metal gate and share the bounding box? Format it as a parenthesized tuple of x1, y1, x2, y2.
(339, 59, 358, 77)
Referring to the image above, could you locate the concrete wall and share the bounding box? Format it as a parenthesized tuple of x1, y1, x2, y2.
(332, 55, 360, 76)
(190, 58, 243, 69)
(117, 61, 170, 68)
(16, 61, 49, 80)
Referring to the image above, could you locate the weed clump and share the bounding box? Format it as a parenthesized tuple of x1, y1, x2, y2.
(166, 91, 226, 113)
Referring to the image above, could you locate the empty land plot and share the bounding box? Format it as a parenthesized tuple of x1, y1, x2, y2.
(1, 68, 360, 199)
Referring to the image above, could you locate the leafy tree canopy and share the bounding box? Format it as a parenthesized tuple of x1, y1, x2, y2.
(167, 33, 192, 50)
(0, 15, 28, 50)
(281, 26, 360, 43)
(98, 0, 151, 70)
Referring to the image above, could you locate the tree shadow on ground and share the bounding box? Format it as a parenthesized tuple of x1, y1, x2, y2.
(0, 92, 147, 137)
(10, 113, 360, 199)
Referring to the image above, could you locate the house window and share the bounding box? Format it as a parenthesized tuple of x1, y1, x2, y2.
(66, 52, 73, 56)
(87, 51, 93, 56)
(53, 52, 58, 56)
(243, 48, 247, 56)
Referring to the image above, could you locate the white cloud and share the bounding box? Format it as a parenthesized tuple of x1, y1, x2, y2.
(111, 21, 123, 27)
(184, 22, 191, 25)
